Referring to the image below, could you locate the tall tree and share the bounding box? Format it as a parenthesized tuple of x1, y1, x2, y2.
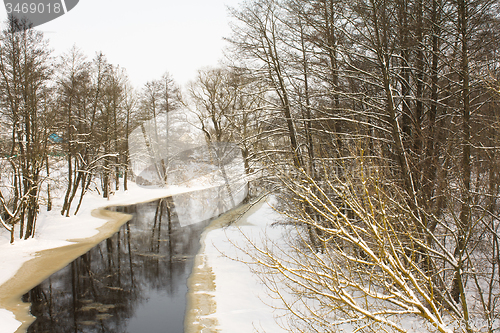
(0, 17, 52, 240)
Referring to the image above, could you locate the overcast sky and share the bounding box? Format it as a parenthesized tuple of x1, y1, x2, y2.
(0, 0, 242, 87)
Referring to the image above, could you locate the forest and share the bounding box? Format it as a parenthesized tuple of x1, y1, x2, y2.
(0, 0, 500, 331)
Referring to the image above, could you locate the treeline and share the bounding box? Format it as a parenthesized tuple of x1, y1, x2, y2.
(0, 18, 182, 242)
(187, 0, 500, 331)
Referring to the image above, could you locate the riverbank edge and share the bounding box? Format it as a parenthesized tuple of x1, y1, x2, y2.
(185, 194, 269, 333)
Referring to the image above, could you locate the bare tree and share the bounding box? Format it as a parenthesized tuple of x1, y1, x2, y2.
(0, 17, 52, 240)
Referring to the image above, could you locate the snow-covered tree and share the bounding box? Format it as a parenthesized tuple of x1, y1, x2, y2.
(0, 17, 53, 241)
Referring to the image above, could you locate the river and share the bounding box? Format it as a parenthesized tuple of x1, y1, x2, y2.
(21, 197, 210, 333)
(0, 176, 249, 333)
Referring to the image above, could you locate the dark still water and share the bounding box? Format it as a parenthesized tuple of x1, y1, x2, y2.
(23, 198, 211, 333)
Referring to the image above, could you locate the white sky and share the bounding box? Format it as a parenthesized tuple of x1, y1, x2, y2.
(0, 0, 242, 88)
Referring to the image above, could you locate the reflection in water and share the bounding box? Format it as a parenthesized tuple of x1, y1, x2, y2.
(23, 194, 217, 333)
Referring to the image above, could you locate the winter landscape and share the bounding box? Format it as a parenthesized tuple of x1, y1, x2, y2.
(1, 0, 500, 332)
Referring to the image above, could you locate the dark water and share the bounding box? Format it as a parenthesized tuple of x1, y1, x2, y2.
(23, 197, 211, 333)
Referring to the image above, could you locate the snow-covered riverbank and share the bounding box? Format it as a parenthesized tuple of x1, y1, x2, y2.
(187, 195, 287, 333)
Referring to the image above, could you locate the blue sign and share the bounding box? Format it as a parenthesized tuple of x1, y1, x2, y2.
(48, 133, 63, 143)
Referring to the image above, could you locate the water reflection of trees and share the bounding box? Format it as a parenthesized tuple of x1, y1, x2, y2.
(24, 198, 209, 333)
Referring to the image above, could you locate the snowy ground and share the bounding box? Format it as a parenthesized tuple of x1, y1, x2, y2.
(0, 309, 19, 333)
(0, 183, 286, 333)
(187, 195, 288, 333)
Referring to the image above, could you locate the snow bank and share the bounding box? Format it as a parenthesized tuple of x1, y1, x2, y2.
(188, 196, 288, 332)
(0, 309, 21, 333)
